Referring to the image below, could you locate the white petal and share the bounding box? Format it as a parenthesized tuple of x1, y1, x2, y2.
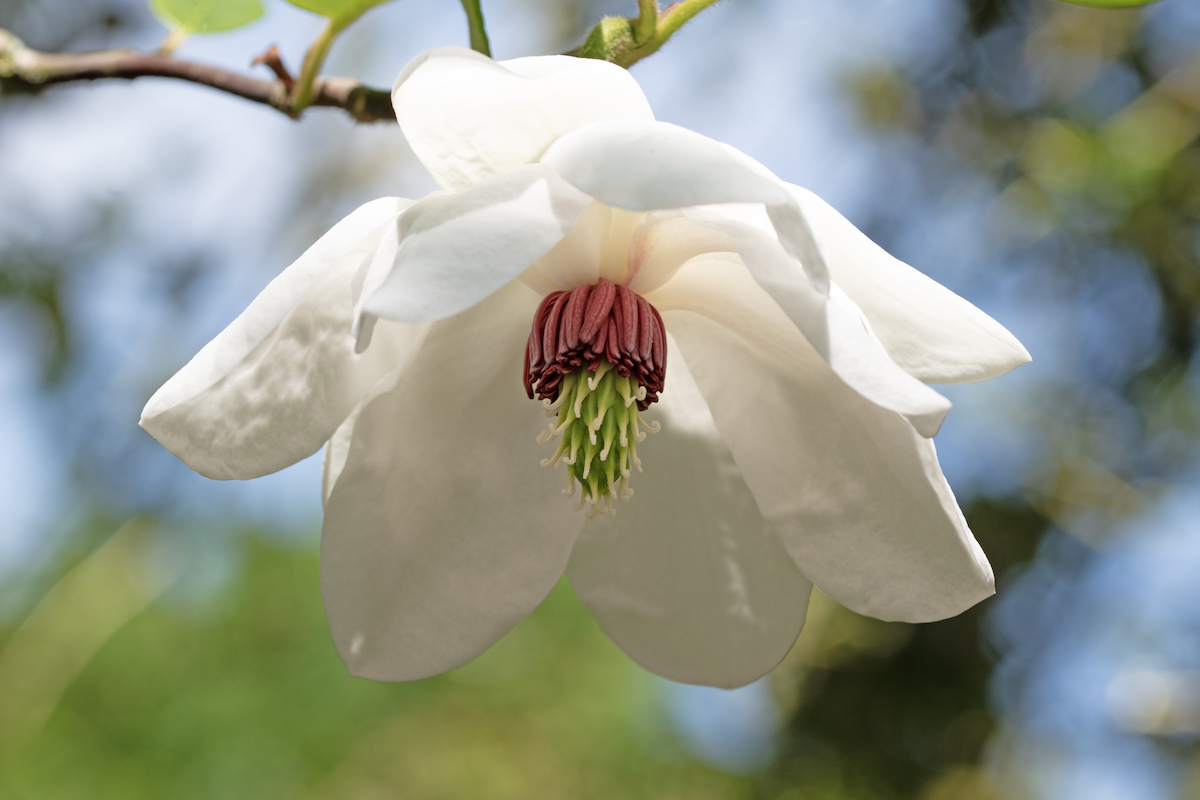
(321, 280, 585, 681)
(791, 185, 1031, 383)
(655, 258, 995, 623)
(541, 119, 790, 210)
(322, 329, 430, 505)
(541, 119, 828, 290)
(567, 346, 812, 688)
(140, 198, 420, 480)
(699, 196, 1030, 384)
(322, 407, 356, 507)
(361, 164, 592, 328)
(681, 213, 951, 437)
(393, 48, 654, 191)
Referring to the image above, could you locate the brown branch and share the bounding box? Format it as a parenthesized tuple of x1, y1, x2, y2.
(0, 29, 395, 124)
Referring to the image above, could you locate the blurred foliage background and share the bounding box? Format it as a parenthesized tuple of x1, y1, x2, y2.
(2, 0, 1200, 798)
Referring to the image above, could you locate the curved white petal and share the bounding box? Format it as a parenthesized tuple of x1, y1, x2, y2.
(694, 195, 1031, 384)
(654, 258, 994, 623)
(790, 185, 1031, 383)
(682, 213, 951, 437)
(321, 280, 585, 681)
(361, 164, 591, 329)
(567, 345, 812, 688)
(394, 47, 654, 191)
(140, 198, 419, 480)
(542, 119, 789, 210)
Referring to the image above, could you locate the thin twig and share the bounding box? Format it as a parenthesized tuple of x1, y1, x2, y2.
(251, 46, 294, 92)
(0, 29, 394, 123)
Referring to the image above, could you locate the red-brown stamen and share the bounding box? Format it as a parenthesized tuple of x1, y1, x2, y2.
(524, 279, 667, 411)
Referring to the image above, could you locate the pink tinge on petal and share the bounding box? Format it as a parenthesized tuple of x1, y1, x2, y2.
(524, 278, 667, 410)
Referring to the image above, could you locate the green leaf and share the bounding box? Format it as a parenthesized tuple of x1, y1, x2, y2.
(150, 0, 263, 33)
(1053, 0, 1162, 7)
(283, 0, 381, 19)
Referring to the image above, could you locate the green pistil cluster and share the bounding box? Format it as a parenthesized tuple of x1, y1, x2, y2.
(537, 361, 660, 518)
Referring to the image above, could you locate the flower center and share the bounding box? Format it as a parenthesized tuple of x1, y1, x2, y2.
(523, 278, 666, 518)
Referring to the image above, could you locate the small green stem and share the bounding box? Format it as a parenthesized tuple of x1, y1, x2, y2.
(291, 0, 391, 114)
(157, 28, 187, 56)
(291, 18, 340, 113)
(633, 0, 658, 44)
(459, 0, 492, 57)
(579, 0, 723, 69)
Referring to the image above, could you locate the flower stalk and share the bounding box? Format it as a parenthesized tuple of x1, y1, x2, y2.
(291, 18, 341, 112)
(290, 0, 393, 113)
(459, 0, 492, 57)
(577, 0, 725, 68)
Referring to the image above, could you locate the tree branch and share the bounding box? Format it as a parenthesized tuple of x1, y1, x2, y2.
(0, 29, 395, 124)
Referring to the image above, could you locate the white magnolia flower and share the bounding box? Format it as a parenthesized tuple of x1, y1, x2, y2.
(140, 47, 1030, 689)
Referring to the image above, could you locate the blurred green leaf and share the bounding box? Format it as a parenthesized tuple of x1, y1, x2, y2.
(0, 535, 751, 799)
(149, 0, 263, 33)
(1053, 0, 1162, 7)
(282, 0, 388, 21)
(0, 518, 174, 762)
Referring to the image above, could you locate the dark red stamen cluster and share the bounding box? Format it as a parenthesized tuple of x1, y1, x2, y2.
(523, 278, 666, 412)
